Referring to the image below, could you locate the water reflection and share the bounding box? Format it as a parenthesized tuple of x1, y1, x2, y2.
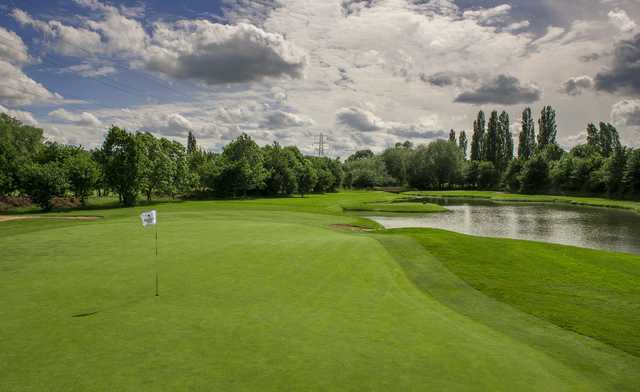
(369, 199, 640, 254)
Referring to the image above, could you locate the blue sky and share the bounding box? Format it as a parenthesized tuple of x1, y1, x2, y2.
(0, 0, 639, 155)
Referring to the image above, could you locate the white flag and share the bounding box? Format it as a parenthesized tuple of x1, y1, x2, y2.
(140, 210, 157, 227)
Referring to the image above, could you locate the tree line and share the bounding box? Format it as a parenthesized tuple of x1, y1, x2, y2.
(0, 114, 342, 210)
(342, 105, 640, 198)
(1, 105, 639, 210)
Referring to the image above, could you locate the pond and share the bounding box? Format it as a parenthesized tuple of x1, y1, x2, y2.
(369, 198, 640, 255)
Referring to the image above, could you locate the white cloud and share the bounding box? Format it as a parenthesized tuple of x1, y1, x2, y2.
(608, 8, 637, 33)
(62, 63, 117, 77)
(0, 26, 31, 65)
(0, 105, 39, 126)
(49, 108, 102, 127)
(462, 4, 512, 26)
(263, 110, 314, 128)
(0, 60, 62, 106)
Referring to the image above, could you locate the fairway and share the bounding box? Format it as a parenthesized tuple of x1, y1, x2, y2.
(2, 192, 640, 391)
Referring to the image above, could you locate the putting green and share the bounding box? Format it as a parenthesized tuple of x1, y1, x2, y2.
(1, 192, 639, 391)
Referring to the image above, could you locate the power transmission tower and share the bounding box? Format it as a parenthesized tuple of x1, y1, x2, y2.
(314, 133, 328, 156)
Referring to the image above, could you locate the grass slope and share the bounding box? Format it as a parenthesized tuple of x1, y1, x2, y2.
(1, 191, 639, 390)
(405, 190, 640, 214)
(341, 201, 446, 213)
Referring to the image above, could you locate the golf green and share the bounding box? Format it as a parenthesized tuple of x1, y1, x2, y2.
(1, 192, 639, 391)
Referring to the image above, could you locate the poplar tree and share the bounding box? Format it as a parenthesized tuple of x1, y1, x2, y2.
(449, 129, 456, 144)
(470, 111, 485, 161)
(586, 123, 600, 151)
(518, 107, 536, 160)
(538, 106, 557, 147)
(483, 111, 499, 165)
(187, 131, 197, 155)
(458, 131, 468, 160)
(499, 111, 513, 169)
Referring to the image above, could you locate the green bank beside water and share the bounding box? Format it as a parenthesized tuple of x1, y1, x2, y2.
(405, 190, 640, 213)
(1, 191, 640, 391)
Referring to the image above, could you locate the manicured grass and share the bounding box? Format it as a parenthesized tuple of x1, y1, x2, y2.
(341, 201, 446, 213)
(404, 190, 640, 213)
(2, 191, 640, 391)
(392, 228, 640, 357)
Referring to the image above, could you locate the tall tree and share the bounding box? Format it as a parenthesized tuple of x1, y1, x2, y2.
(537, 106, 557, 147)
(458, 131, 468, 160)
(483, 111, 500, 165)
(65, 151, 100, 205)
(518, 107, 536, 160)
(470, 111, 485, 161)
(599, 122, 622, 158)
(498, 111, 513, 170)
(449, 129, 456, 144)
(101, 126, 140, 206)
(187, 131, 197, 155)
(0, 114, 43, 195)
(586, 123, 600, 151)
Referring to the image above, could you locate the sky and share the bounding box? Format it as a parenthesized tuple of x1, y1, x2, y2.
(0, 0, 640, 157)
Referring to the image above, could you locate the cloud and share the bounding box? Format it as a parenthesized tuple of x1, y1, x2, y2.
(62, 63, 117, 77)
(611, 99, 640, 127)
(595, 33, 640, 95)
(0, 26, 30, 65)
(609, 9, 637, 33)
(560, 75, 594, 96)
(15, 2, 307, 86)
(0, 60, 63, 106)
(263, 110, 314, 129)
(462, 4, 512, 26)
(0, 105, 39, 126)
(454, 75, 541, 105)
(145, 21, 306, 85)
(336, 107, 385, 132)
(166, 113, 193, 133)
(49, 109, 102, 127)
(387, 126, 448, 140)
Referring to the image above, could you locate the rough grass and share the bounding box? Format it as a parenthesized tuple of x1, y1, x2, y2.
(2, 191, 640, 391)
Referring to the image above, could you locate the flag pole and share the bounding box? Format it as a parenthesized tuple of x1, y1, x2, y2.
(155, 223, 159, 297)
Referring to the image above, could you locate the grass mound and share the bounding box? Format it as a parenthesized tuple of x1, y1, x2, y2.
(342, 201, 446, 213)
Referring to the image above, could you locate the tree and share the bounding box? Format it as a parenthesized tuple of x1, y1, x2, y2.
(470, 111, 485, 161)
(65, 151, 100, 205)
(408, 140, 463, 189)
(537, 106, 557, 147)
(347, 150, 374, 162)
(345, 156, 390, 189)
(187, 131, 197, 155)
(477, 161, 497, 190)
(624, 149, 640, 196)
(21, 162, 68, 210)
(216, 133, 268, 197)
(598, 122, 621, 158)
(586, 123, 600, 152)
(519, 154, 550, 194)
(0, 114, 43, 195)
(502, 159, 523, 192)
(382, 145, 412, 185)
(137, 133, 176, 201)
(449, 129, 456, 144)
(499, 111, 513, 170)
(100, 126, 140, 206)
(518, 107, 536, 160)
(297, 159, 317, 197)
(603, 148, 627, 196)
(263, 142, 298, 195)
(458, 131, 468, 160)
(483, 111, 500, 165)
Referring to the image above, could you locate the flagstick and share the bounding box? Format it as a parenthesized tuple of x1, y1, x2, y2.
(155, 224, 159, 297)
